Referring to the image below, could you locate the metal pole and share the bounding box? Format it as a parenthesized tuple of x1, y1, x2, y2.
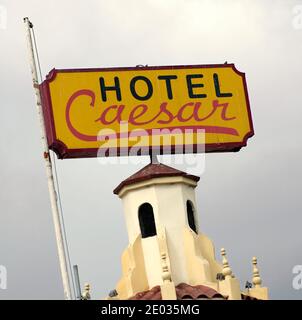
(73, 265, 82, 300)
(23, 17, 72, 300)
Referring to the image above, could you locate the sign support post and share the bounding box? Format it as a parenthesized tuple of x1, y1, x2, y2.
(23, 17, 72, 300)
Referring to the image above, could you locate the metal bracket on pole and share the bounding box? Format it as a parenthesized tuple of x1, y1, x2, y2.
(23, 17, 72, 300)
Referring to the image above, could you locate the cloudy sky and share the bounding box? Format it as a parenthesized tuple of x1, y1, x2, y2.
(0, 0, 302, 300)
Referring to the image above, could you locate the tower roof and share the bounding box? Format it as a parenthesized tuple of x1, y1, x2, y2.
(129, 283, 226, 300)
(113, 162, 200, 195)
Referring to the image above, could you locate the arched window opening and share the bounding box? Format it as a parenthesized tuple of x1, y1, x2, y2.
(138, 203, 157, 238)
(186, 200, 197, 233)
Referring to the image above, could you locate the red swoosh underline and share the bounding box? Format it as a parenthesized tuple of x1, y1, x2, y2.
(91, 125, 239, 141)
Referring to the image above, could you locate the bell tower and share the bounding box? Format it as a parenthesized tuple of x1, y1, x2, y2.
(109, 161, 268, 300)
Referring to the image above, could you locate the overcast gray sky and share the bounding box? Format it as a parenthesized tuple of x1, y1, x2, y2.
(0, 0, 302, 300)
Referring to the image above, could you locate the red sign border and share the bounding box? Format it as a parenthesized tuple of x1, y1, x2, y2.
(39, 63, 254, 159)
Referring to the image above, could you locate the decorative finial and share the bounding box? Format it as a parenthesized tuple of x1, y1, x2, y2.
(252, 257, 262, 288)
(221, 248, 233, 278)
(82, 283, 91, 300)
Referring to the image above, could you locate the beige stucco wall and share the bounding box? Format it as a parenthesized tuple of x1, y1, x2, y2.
(141, 236, 163, 288)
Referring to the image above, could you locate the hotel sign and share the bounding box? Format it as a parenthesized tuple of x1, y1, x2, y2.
(39, 64, 254, 159)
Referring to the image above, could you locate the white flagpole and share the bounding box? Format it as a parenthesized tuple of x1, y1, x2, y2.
(23, 17, 72, 300)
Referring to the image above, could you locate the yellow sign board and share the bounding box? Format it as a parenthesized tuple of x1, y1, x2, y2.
(40, 64, 254, 158)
